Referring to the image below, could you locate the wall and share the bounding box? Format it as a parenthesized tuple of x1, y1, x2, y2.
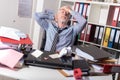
(0, 0, 59, 49)
(0, 0, 32, 34)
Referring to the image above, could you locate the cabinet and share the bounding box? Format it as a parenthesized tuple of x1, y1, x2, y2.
(59, 0, 120, 57)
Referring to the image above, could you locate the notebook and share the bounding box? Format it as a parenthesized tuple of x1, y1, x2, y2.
(24, 51, 73, 70)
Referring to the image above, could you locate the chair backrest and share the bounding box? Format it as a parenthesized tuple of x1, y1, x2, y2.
(40, 30, 46, 51)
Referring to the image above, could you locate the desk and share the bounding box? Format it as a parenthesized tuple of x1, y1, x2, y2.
(0, 66, 113, 80)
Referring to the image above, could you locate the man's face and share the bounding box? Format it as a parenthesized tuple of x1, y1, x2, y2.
(57, 8, 70, 24)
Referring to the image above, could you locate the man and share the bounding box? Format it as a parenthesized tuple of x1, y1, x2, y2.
(34, 6, 87, 52)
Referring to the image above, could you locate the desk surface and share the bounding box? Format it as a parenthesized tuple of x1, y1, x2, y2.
(0, 66, 113, 80)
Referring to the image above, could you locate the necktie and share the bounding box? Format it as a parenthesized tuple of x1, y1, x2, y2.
(50, 32, 59, 52)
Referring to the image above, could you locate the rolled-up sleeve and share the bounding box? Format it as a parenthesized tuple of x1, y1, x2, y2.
(34, 10, 54, 30)
(71, 11, 87, 34)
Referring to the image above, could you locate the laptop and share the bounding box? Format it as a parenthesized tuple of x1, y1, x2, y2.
(24, 50, 73, 70)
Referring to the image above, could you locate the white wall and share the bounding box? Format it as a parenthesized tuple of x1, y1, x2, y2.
(0, 0, 32, 34)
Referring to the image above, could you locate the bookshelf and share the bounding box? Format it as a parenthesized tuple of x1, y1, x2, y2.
(59, 0, 120, 57)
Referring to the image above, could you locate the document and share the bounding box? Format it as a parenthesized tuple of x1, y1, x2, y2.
(0, 26, 26, 41)
(75, 48, 95, 61)
(31, 50, 43, 58)
(49, 54, 59, 59)
(58, 69, 73, 77)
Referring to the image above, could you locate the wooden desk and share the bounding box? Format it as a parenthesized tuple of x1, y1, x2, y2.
(0, 66, 113, 80)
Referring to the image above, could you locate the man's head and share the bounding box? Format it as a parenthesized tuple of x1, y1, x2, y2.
(55, 6, 71, 28)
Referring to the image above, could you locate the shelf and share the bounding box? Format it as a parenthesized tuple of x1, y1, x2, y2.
(61, 0, 120, 6)
(60, 0, 120, 54)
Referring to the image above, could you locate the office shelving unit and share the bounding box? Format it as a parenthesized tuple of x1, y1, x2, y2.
(59, 0, 120, 56)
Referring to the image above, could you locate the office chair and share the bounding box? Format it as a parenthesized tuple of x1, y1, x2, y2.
(40, 30, 46, 51)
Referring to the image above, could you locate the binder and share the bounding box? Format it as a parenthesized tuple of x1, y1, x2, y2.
(93, 26, 100, 44)
(108, 28, 116, 48)
(85, 24, 92, 41)
(75, 44, 112, 60)
(89, 25, 96, 42)
(98, 27, 104, 44)
(113, 29, 120, 48)
(82, 3, 88, 18)
(117, 13, 120, 27)
(86, 4, 90, 20)
(80, 28, 86, 40)
(112, 7, 120, 26)
(0, 35, 33, 45)
(103, 27, 111, 47)
(74, 2, 80, 12)
(117, 34, 120, 49)
(79, 3, 84, 15)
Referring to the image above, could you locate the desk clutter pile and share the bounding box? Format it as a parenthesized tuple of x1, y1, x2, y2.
(58, 45, 120, 79)
(0, 26, 119, 80)
(0, 26, 33, 69)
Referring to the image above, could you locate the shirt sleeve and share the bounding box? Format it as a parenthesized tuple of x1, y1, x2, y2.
(71, 11, 87, 34)
(34, 9, 54, 30)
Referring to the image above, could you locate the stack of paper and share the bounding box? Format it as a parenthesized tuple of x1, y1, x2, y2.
(0, 26, 27, 41)
(0, 49, 23, 68)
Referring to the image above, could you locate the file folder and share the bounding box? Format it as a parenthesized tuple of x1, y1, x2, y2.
(85, 24, 92, 41)
(113, 30, 120, 48)
(0, 35, 33, 45)
(74, 2, 80, 12)
(98, 27, 104, 44)
(112, 7, 120, 26)
(103, 27, 111, 47)
(82, 3, 88, 18)
(80, 28, 86, 40)
(108, 28, 116, 48)
(117, 34, 120, 49)
(117, 13, 120, 27)
(93, 26, 100, 43)
(79, 3, 84, 15)
(74, 45, 112, 60)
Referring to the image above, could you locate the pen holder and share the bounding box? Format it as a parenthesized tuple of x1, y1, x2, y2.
(74, 68, 82, 80)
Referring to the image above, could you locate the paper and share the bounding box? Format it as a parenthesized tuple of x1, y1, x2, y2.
(0, 49, 23, 68)
(92, 64, 103, 73)
(75, 48, 95, 61)
(0, 26, 26, 41)
(0, 41, 12, 49)
(31, 50, 43, 58)
(49, 54, 59, 59)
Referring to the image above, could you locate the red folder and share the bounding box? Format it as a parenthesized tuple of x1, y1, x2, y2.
(74, 2, 80, 12)
(0, 34, 33, 45)
(103, 64, 120, 73)
(112, 7, 120, 26)
(80, 28, 86, 40)
(82, 3, 88, 18)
